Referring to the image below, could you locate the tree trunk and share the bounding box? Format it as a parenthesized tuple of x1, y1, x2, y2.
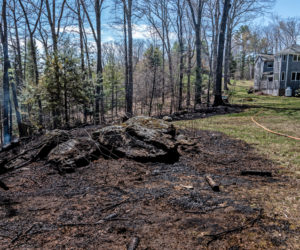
(123, 3, 129, 115)
(186, 45, 192, 108)
(224, 23, 232, 91)
(12, 0, 23, 87)
(1, 0, 12, 145)
(241, 49, 245, 80)
(194, 29, 202, 107)
(45, 0, 65, 128)
(126, 0, 133, 117)
(95, 0, 103, 124)
(213, 0, 231, 107)
(187, 0, 204, 108)
(10, 32, 25, 137)
(212, 0, 220, 86)
(177, 0, 184, 111)
(77, 0, 88, 123)
(149, 66, 157, 116)
(11, 69, 25, 137)
(161, 0, 166, 109)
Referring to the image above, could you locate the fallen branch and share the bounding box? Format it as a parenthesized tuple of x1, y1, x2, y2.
(100, 198, 130, 212)
(127, 236, 140, 250)
(0, 143, 43, 175)
(1, 159, 34, 175)
(11, 224, 35, 244)
(60, 213, 120, 227)
(184, 205, 229, 214)
(205, 175, 220, 192)
(241, 170, 272, 177)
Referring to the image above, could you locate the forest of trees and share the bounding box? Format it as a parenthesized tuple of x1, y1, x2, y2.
(1, 0, 299, 145)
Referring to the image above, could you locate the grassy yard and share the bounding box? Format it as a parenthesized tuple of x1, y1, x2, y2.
(177, 80, 300, 176)
(176, 81, 300, 241)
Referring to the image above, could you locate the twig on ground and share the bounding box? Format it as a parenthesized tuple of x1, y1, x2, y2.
(205, 209, 263, 245)
(11, 224, 35, 244)
(100, 198, 130, 212)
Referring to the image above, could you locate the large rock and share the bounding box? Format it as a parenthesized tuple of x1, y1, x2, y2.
(48, 137, 100, 172)
(36, 130, 70, 159)
(96, 116, 179, 163)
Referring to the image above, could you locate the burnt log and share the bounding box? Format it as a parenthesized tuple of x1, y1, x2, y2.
(206, 175, 220, 192)
(127, 236, 140, 250)
(241, 171, 272, 177)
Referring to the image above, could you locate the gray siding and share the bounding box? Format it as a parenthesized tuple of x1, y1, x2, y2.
(255, 46, 300, 96)
(254, 58, 262, 90)
(263, 61, 274, 73)
(278, 54, 300, 94)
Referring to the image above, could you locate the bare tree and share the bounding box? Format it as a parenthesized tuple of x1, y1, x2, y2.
(44, 0, 67, 128)
(174, 0, 186, 111)
(122, 0, 134, 117)
(187, 0, 205, 108)
(0, 0, 11, 145)
(19, 0, 44, 127)
(213, 0, 231, 106)
(81, 0, 105, 124)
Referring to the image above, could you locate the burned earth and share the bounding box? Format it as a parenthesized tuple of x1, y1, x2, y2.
(0, 117, 299, 249)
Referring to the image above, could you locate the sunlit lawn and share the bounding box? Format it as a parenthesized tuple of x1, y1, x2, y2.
(176, 80, 300, 175)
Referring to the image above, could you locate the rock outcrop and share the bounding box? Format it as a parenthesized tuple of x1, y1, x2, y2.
(95, 116, 179, 163)
(36, 130, 70, 159)
(38, 117, 187, 172)
(48, 138, 100, 172)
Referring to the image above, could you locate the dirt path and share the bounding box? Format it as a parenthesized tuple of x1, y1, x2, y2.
(0, 129, 299, 249)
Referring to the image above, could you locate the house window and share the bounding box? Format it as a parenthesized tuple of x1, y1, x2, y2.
(283, 55, 287, 61)
(267, 62, 273, 68)
(281, 72, 285, 81)
(293, 55, 300, 61)
(291, 72, 300, 80)
(268, 77, 273, 82)
(291, 72, 300, 81)
(293, 55, 298, 61)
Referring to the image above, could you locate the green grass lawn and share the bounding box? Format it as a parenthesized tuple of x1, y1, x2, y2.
(176, 82, 300, 244)
(176, 80, 300, 175)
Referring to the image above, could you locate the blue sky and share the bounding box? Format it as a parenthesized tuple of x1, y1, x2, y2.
(99, 0, 300, 43)
(274, 0, 300, 18)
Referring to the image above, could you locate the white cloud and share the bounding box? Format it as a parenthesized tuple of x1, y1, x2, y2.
(132, 24, 155, 39)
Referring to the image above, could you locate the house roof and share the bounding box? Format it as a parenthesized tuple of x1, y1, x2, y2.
(255, 54, 274, 64)
(277, 44, 300, 55)
(259, 54, 274, 61)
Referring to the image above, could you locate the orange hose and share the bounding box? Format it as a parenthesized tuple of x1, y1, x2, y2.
(251, 116, 300, 141)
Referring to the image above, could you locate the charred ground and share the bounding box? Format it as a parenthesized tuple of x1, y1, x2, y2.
(0, 118, 299, 249)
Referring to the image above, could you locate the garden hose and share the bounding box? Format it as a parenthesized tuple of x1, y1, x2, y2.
(251, 112, 300, 141)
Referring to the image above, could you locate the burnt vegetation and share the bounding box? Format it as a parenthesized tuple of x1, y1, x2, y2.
(0, 0, 299, 249)
(0, 117, 299, 249)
